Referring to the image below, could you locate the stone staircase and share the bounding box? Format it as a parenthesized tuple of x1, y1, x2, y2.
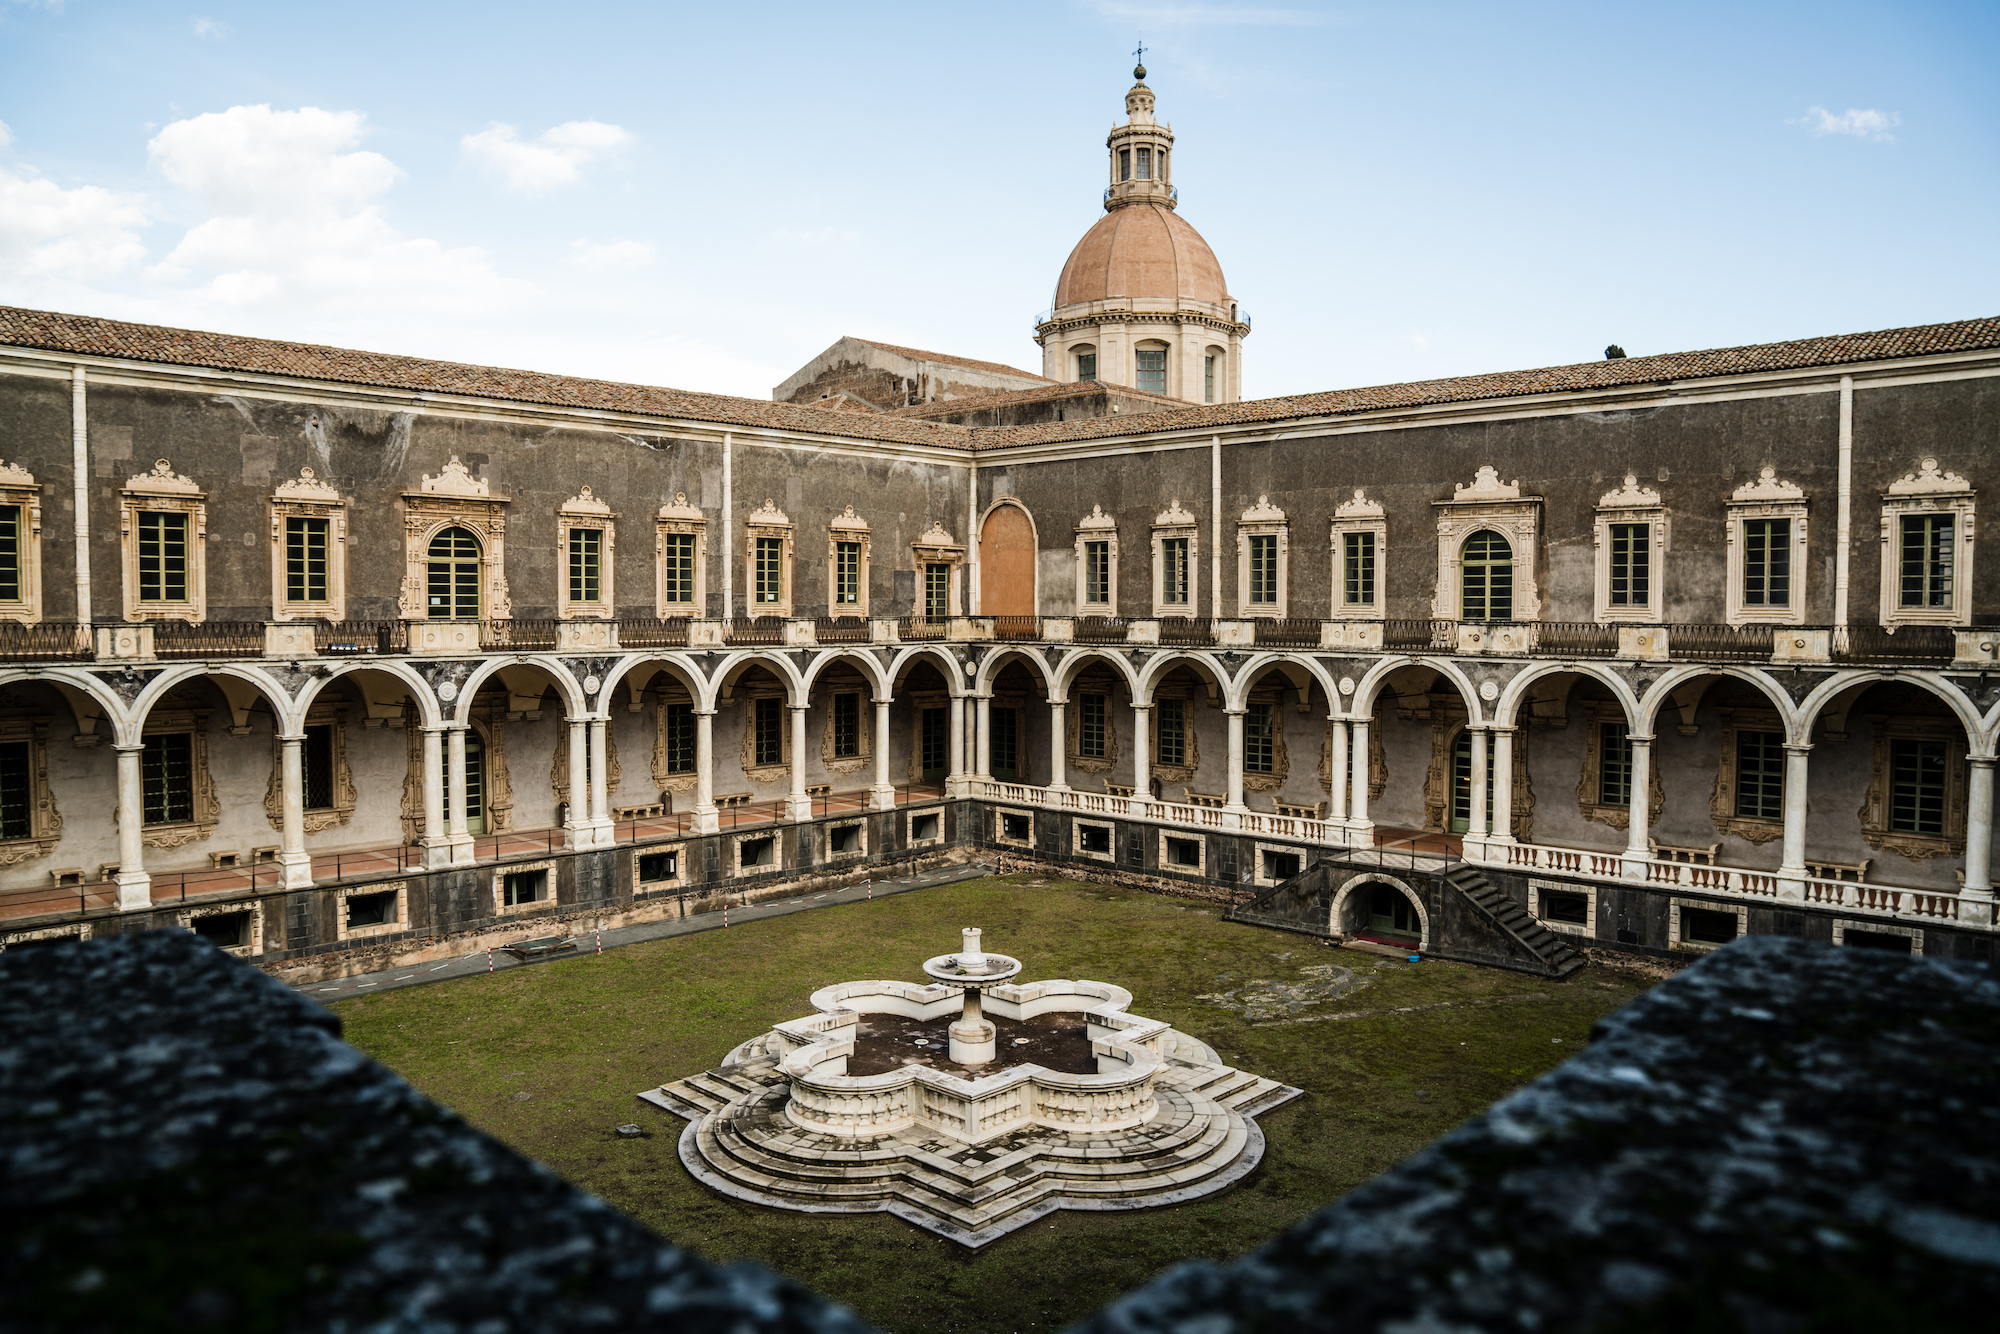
(641, 1047, 1301, 1248)
(1444, 863, 1586, 978)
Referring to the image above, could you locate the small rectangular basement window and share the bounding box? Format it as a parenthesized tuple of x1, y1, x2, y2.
(1541, 890, 1590, 926)
(1681, 906, 1738, 945)
(345, 890, 398, 929)
(911, 813, 939, 843)
(192, 912, 251, 949)
(1843, 929, 1913, 954)
(503, 869, 549, 906)
(638, 851, 678, 883)
(1262, 850, 1302, 881)
(1001, 812, 1032, 842)
(1078, 823, 1112, 854)
(1165, 837, 1201, 868)
(829, 824, 861, 854)
(740, 837, 776, 869)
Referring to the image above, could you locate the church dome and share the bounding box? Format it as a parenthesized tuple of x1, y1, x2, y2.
(1052, 203, 1232, 314)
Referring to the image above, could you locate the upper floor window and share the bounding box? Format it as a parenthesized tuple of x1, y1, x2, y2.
(1879, 459, 1976, 628)
(924, 563, 951, 621)
(1135, 346, 1167, 396)
(1136, 146, 1152, 179)
(1459, 531, 1514, 622)
(1592, 474, 1666, 624)
(1724, 466, 1807, 627)
(268, 468, 346, 621)
(1330, 488, 1385, 618)
(428, 527, 483, 619)
(909, 521, 965, 622)
(1248, 536, 1278, 605)
(557, 487, 616, 618)
(654, 493, 707, 617)
(1076, 350, 1097, 382)
(0, 460, 44, 625)
(1075, 504, 1119, 613)
(827, 505, 871, 616)
(1151, 499, 1199, 617)
(287, 519, 329, 604)
(744, 498, 794, 616)
(1085, 541, 1111, 604)
(1238, 493, 1290, 615)
(119, 459, 207, 623)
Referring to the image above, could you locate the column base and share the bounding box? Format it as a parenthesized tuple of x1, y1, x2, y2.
(1620, 852, 1651, 881)
(783, 794, 814, 822)
(868, 784, 896, 811)
(447, 835, 477, 867)
(1776, 870, 1807, 902)
(691, 805, 720, 835)
(277, 851, 314, 889)
(113, 870, 151, 912)
(421, 838, 453, 870)
(948, 1018, 996, 1065)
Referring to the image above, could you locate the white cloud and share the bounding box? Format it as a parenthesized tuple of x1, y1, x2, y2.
(1795, 106, 1899, 142)
(145, 104, 518, 315)
(460, 120, 632, 193)
(191, 16, 229, 38)
(0, 164, 148, 277)
(566, 238, 654, 271)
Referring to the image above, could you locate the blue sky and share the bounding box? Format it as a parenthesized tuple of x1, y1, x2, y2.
(0, 0, 1994, 401)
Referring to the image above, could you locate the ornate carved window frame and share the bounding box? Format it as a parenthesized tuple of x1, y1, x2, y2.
(1240, 687, 1289, 794)
(653, 493, 707, 618)
(818, 680, 874, 776)
(1150, 499, 1199, 619)
(1236, 495, 1289, 618)
(909, 521, 965, 618)
(141, 703, 220, 849)
(1074, 505, 1119, 615)
(650, 679, 700, 796)
(827, 505, 872, 617)
(0, 460, 45, 625)
(1878, 458, 1976, 629)
(398, 456, 511, 623)
(1592, 475, 1667, 625)
(1066, 678, 1121, 776)
(744, 499, 795, 617)
(1329, 488, 1385, 619)
(1859, 713, 1967, 859)
(556, 487, 616, 620)
(266, 467, 347, 622)
(119, 459, 207, 624)
(1709, 706, 1786, 844)
(1574, 700, 1662, 830)
(739, 686, 792, 784)
(1431, 467, 1541, 623)
(1148, 690, 1200, 785)
(0, 709, 61, 865)
(263, 698, 356, 835)
(1724, 467, 1808, 627)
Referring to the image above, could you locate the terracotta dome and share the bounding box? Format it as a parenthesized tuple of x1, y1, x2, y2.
(1052, 203, 1231, 311)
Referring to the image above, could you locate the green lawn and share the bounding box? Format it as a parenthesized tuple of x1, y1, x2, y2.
(333, 875, 1653, 1334)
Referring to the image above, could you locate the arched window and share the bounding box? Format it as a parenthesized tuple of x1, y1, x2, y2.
(1460, 531, 1513, 622)
(427, 526, 483, 619)
(1074, 345, 1097, 382)
(1135, 343, 1168, 396)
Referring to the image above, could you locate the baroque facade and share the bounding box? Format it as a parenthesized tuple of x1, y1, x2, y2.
(0, 70, 1994, 978)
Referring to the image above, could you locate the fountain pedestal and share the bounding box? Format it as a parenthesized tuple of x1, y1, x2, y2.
(923, 927, 1020, 1066)
(948, 986, 996, 1063)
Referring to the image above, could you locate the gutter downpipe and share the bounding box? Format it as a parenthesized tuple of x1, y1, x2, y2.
(1834, 375, 1853, 643)
(71, 366, 90, 624)
(721, 432, 733, 617)
(1211, 435, 1222, 618)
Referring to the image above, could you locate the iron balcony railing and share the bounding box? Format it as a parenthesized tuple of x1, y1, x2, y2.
(316, 620, 407, 655)
(1832, 623, 1958, 664)
(153, 620, 264, 660)
(722, 617, 785, 646)
(993, 616, 1042, 642)
(815, 616, 870, 644)
(1665, 623, 1779, 663)
(481, 619, 559, 651)
(1157, 616, 1213, 646)
(617, 616, 691, 649)
(1073, 615, 1128, 643)
(1251, 617, 1320, 648)
(0, 621, 92, 662)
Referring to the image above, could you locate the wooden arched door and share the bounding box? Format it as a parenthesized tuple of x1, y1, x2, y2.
(979, 504, 1036, 617)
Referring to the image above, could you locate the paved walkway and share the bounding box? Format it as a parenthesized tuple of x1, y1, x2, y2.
(294, 858, 1002, 999)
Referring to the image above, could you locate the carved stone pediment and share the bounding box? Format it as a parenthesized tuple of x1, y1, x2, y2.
(656, 492, 704, 522)
(829, 505, 870, 533)
(1452, 466, 1520, 502)
(0, 459, 37, 487)
(1886, 457, 1973, 497)
(124, 459, 202, 496)
(1597, 474, 1663, 509)
(1240, 495, 1286, 523)
(560, 485, 615, 516)
(274, 466, 340, 503)
(1075, 504, 1117, 532)
(416, 455, 495, 498)
(747, 498, 792, 527)
(1153, 499, 1196, 528)
(1730, 466, 1804, 503)
(1333, 488, 1382, 519)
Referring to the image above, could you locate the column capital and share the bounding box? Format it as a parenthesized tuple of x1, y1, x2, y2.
(1628, 733, 1655, 746)
(1970, 753, 1997, 769)
(1784, 741, 1814, 755)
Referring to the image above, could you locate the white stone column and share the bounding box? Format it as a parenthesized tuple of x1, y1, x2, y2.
(974, 694, 991, 780)
(785, 705, 812, 820)
(692, 708, 719, 833)
(565, 719, 589, 846)
(1349, 717, 1373, 835)
(1964, 755, 1994, 917)
(1131, 702, 1151, 810)
(446, 725, 475, 864)
(946, 692, 966, 796)
(1224, 707, 1246, 819)
(421, 726, 449, 868)
(1622, 733, 1653, 880)
(1466, 726, 1490, 857)
(277, 733, 312, 888)
(1329, 718, 1350, 825)
(1046, 699, 1068, 805)
(587, 717, 611, 842)
(1490, 725, 1516, 846)
(870, 698, 895, 810)
(1778, 741, 1812, 897)
(113, 743, 150, 910)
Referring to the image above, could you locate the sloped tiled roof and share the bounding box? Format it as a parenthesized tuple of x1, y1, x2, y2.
(3, 305, 1995, 456)
(885, 379, 1184, 419)
(847, 337, 1051, 383)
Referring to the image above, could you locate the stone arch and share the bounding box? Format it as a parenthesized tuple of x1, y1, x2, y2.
(296, 659, 443, 731)
(1494, 661, 1640, 731)
(0, 667, 130, 741)
(1793, 669, 1984, 749)
(976, 498, 1039, 618)
(973, 647, 1054, 697)
(802, 648, 892, 700)
(1351, 656, 1483, 723)
(1636, 665, 1797, 741)
(606, 652, 710, 713)
(1221, 651, 1336, 712)
(456, 653, 588, 724)
(888, 645, 967, 698)
(1330, 873, 1431, 951)
(1134, 651, 1228, 708)
(1051, 647, 1139, 701)
(716, 650, 808, 707)
(120, 663, 295, 746)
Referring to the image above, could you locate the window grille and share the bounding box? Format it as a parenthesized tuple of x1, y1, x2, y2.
(1899, 514, 1954, 608)
(1889, 737, 1947, 835)
(1135, 348, 1166, 396)
(1078, 694, 1106, 759)
(1735, 730, 1785, 821)
(1343, 531, 1375, 606)
(1245, 703, 1274, 774)
(832, 693, 860, 759)
(1157, 699, 1186, 768)
(1607, 523, 1649, 609)
(1459, 531, 1513, 621)
(753, 697, 783, 767)
(303, 724, 335, 811)
(142, 733, 195, 826)
(0, 740, 29, 840)
(137, 511, 190, 604)
(1742, 518, 1790, 607)
(665, 702, 696, 774)
(1598, 722, 1632, 806)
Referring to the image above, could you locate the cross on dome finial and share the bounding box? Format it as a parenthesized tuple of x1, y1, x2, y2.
(1133, 42, 1147, 81)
